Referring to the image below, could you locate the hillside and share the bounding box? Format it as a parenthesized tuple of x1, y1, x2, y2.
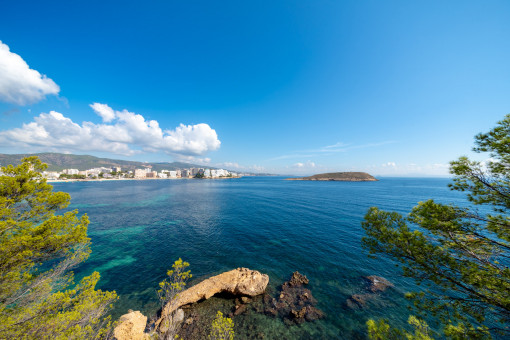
(286, 172, 378, 182)
(0, 153, 218, 172)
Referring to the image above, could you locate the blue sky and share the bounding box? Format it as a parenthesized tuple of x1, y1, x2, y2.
(0, 1, 509, 176)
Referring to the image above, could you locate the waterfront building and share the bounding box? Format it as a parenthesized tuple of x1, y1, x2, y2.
(134, 169, 146, 179)
(204, 169, 211, 177)
(168, 171, 177, 178)
(42, 171, 60, 179)
(146, 171, 157, 178)
(63, 169, 79, 175)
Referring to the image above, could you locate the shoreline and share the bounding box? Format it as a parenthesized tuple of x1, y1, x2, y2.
(47, 176, 242, 183)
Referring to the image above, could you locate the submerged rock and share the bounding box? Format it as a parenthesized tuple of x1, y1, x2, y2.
(113, 310, 150, 340)
(345, 275, 394, 309)
(364, 275, 393, 293)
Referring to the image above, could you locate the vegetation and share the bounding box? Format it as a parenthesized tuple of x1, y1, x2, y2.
(59, 174, 86, 180)
(367, 316, 433, 340)
(156, 258, 192, 339)
(0, 157, 117, 339)
(362, 115, 510, 338)
(209, 311, 234, 340)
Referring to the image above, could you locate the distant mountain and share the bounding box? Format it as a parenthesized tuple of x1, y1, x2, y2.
(0, 153, 219, 172)
(286, 172, 378, 181)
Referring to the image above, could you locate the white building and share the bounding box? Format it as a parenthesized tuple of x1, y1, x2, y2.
(42, 171, 60, 179)
(158, 172, 168, 179)
(63, 169, 79, 175)
(210, 169, 229, 177)
(134, 169, 146, 179)
(168, 171, 177, 178)
(204, 169, 211, 177)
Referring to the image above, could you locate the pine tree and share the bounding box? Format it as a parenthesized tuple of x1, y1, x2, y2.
(362, 115, 510, 338)
(0, 157, 117, 339)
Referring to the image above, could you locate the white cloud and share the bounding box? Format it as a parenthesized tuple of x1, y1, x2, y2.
(0, 104, 221, 157)
(382, 162, 396, 167)
(294, 161, 316, 168)
(90, 103, 115, 122)
(0, 41, 60, 105)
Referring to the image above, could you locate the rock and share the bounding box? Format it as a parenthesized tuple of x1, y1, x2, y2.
(113, 310, 149, 340)
(157, 268, 268, 329)
(286, 271, 309, 287)
(345, 276, 394, 309)
(185, 317, 193, 325)
(364, 276, 393, 292)
(261, 272, 323, 325)
(234, 304, 248, 316)
(173, 309, 185, 323)
(346, 294, 371, 309)
(159, 308, 185, 334)
(241, 296, 251, 304)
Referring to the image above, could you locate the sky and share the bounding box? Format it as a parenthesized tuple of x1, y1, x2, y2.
(0, 1, 509, 176)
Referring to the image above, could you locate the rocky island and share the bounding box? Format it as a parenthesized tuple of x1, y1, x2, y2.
(286, 172, 378, 181)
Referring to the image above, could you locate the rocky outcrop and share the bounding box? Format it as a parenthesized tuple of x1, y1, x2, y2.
(259, 271, 324, 325)
(157, 268, 268, 329)
(113, 310, 149, 340)
(346, 275, 394, 309)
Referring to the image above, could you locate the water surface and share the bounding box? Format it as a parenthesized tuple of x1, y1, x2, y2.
(54, 177, 463, 339)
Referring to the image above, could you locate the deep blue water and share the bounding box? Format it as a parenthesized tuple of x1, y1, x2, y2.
(53, 177, 466, 339)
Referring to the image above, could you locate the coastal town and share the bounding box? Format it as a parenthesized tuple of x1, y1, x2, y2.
(41, 166, 240, 181)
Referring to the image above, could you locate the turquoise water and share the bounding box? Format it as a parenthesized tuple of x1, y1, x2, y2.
(53, 177, 465, 339)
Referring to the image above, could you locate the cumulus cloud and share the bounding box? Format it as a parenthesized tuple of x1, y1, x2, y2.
(0, 41, 60, 105)
(90, 103, 115, 122)
(0, 104, 221, 157)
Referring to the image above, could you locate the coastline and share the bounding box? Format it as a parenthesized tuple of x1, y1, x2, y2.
(47, 176, 242, 183)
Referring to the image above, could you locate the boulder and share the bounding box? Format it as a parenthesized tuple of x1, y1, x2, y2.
(113, 310, 149, 340)
(157, 268, 268, 329)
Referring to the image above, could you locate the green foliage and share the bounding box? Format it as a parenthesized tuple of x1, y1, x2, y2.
(362, 115, 510, 338)
(367, 316, 433, 340)
(156, 258, 192, 339)
(59, 174, 86, 180)
(209, 311, 234, 340)
(157, 258, 192, 305)
(0, 156, 117, 339)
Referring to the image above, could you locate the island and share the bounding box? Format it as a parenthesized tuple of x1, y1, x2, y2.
(285, 172, 378, 181)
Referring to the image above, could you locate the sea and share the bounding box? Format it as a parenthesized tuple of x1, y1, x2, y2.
(53, 176, 467, 339)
